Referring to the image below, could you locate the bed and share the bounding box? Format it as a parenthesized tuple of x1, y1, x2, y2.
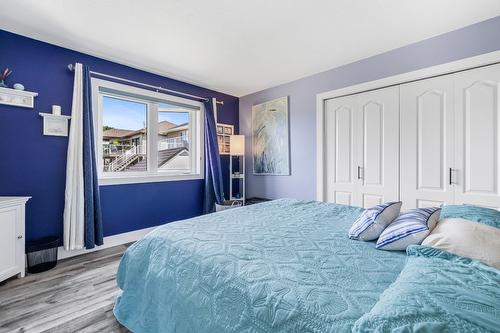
(113, 199, 500, 333)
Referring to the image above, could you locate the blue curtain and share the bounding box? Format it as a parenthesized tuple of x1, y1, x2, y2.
(203, 98, 224, 213)
(82, 65, 104, 249)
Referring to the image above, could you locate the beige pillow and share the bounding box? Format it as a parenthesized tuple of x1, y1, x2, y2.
(422, 218, 500, 269)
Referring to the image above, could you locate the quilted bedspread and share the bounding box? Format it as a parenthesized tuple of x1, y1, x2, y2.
(353, 245, 500, 333)
(114, 199, 407, 333)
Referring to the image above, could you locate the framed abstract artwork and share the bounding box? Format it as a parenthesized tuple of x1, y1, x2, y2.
(252, 96, 290, 175)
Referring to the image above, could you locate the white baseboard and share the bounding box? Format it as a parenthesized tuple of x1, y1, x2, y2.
(57, 226, 157, 260)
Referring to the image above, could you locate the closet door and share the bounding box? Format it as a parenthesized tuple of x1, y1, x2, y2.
(324, 96, 357, 205)
(454, 63, 500, 208)
(400, 76, 455, 209)
(354, 86, 399, 208)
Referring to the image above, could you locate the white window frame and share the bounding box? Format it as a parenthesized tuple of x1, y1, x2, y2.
(91, 78, 204, 185)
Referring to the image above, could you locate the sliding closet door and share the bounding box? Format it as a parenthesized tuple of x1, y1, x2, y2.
(354, 87, 399, 208)
(400, 76, 455, 209)
(454, 63, 500, 208)
(324, 96, 357, 205)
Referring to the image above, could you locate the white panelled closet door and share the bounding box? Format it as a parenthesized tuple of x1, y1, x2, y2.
(400, 76, 455, 210)
(324, 96, 357, 205)
(454, 63, 500, 208)
(354, 87, 400, 208)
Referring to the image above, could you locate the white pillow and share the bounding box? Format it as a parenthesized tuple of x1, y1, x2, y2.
(422, 218, 500, 269)
(376, 207, 440, 250)
(348, 201, 402, 241)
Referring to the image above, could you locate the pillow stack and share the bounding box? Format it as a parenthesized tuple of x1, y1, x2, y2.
(349, 202, 441, 251)
(349, 202, 500, 269)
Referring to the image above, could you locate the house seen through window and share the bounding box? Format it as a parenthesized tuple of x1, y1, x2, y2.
(94, 79, 203, 184)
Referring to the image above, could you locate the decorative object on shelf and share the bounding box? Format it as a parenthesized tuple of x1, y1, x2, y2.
(39, 105, 71, 136)
(0, 87, 38, 108)
(229, 134, 245, 204)
(13, 83, 25, 91)
(0, 68, 12, 88)
(52, 105, 62, 115)
(216, 123, 234, 154)
(252, 96, 290, 175)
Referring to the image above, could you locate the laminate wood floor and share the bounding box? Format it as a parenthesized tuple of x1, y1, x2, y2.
(0, 244, 131, 333)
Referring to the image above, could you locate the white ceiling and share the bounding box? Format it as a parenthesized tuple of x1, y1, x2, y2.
(1, 1, 499, 97)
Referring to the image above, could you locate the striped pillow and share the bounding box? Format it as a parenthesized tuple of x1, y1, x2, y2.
(376, 207, 441, 251)
(348, 201, 402, 241)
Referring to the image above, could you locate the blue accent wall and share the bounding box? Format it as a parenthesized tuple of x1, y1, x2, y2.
(0, 30, 239, 242)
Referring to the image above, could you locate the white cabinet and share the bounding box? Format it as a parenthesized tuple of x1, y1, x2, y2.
(0, 197, 30, 282)
(324, 86, 399, 207)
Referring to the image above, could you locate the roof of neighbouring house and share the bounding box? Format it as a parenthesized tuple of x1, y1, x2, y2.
(103, 121, 177, 139)
(160, 122, 188, 135)
(125, 147, 188, 171)
(102, 128, 138, 139)
(158, 121, 177, 133)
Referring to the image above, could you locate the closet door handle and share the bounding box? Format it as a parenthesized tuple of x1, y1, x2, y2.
(357, 166, 362, 180)
(449, 168, 454, 185)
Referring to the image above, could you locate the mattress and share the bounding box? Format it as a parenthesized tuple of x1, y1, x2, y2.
(114, 199, 407, 332)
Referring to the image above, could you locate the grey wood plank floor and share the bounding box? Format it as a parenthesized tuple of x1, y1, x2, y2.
(0, 244, 131, 333)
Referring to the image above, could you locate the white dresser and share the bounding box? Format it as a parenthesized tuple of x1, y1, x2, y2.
(0, 197, 30, 282)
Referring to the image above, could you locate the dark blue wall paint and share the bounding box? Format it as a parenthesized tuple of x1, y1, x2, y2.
(0, 30, 239, 242)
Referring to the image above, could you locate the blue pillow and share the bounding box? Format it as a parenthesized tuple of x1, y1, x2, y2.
(353, 245, 500, 333)
(376, 207, 440, 251)
(348, 201, 402, 241)
(441, 204, 500, 229)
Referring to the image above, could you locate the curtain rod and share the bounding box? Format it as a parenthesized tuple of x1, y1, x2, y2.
(67, 64, 223, 105)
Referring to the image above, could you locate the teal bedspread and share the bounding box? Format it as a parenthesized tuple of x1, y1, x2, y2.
(353, 246, 500, 333)
(114, 199, 407, 332)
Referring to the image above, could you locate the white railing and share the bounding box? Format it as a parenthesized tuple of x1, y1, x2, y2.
(104, 145, 140, 172)
(158, 137, 188, 150)
(103, 144, 146, 156)
(103, 136, 187, 172)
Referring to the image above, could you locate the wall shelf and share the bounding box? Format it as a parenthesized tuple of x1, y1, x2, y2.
(0, 87, 38, 108)
(39, 113, 71, 137)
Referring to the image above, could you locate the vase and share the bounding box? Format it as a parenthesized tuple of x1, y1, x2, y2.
(0, 80, 7, 88)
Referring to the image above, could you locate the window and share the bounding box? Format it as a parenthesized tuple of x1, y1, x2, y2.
(92, 79, 204, 185)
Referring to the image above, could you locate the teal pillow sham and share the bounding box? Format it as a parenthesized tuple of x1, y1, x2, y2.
(440, 204, 500, 229)
(353, 245, 500, 333)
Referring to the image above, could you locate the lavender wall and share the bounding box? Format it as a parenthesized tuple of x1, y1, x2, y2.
(239, 16, 500, 200)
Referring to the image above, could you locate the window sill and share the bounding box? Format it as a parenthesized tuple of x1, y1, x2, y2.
(98, 173, 203, 186)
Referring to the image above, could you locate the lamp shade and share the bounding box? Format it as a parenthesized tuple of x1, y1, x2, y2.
(230, 135, 245, 156)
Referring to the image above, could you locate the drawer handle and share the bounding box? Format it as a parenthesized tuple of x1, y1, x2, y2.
(17, 235, 23, 239)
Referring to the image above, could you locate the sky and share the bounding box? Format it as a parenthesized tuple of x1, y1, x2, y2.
(103, 96, 189, 130)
